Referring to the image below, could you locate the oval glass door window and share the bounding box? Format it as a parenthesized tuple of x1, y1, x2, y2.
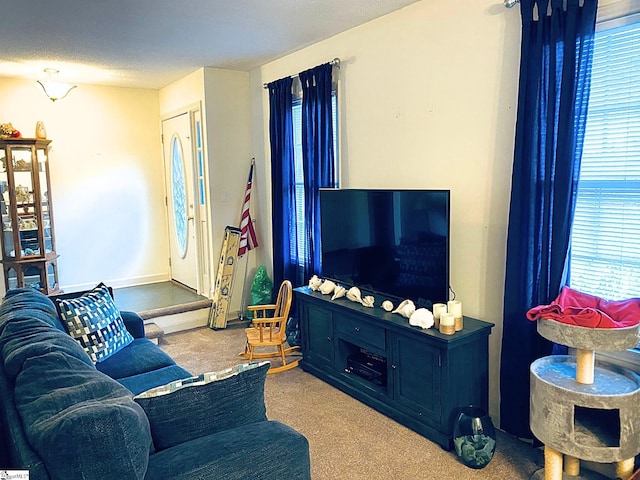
(171, 136, 188, 258)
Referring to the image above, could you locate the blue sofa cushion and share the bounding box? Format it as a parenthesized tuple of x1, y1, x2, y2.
(0, 315, 93, 381)
(0, 359, 49, 478)
(1, 287, 58, 314)
(55, 283, 133, 363)
(116, 364, 193, 396)
(0, 288, 66, 332)
(97, 337, 178, 379)
(15, 350, 152, 480)
(135, 362, 269, 450)
(145, 421, 311, 480)
(121, 310, 146, 339)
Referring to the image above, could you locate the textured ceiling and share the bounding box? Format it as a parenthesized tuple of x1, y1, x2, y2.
(0, 0, 421, 89)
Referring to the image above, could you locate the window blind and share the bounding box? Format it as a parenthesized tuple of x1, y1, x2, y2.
(570, 21, 640, 301)
(291, 99, 308, 266)
(289, 94, 339, 267)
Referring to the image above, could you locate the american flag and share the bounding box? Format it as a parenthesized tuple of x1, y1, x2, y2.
(238, 161, 259, 257)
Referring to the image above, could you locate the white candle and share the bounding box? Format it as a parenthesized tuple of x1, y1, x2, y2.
(440, 313, 455, 326)
(448, 300, 462, 319)
(432, 303, 447, 320)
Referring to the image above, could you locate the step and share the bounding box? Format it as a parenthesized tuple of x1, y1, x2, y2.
(145, 322, 165, 345)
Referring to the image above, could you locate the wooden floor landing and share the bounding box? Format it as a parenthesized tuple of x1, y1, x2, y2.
(113, 281, 211, 320)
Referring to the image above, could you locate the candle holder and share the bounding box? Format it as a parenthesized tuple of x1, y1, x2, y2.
(439, 313, 455, 335)
(432, 303, 447, 329)
(448, 300, 463, 331)
(455, 317, 464, 331)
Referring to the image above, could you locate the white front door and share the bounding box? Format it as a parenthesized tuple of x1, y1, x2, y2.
(162, 113, 198, 290)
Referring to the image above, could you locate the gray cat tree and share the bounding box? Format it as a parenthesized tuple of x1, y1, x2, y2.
(530, 319, 640, 480)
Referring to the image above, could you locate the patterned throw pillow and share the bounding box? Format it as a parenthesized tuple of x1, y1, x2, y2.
(55, 283, 133, 363)
(134, 361, 269, 450)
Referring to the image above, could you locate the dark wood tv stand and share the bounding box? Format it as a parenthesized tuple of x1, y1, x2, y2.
(294, 286, 494, 449)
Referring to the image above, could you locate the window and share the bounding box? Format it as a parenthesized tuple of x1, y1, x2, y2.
(289, 87, 339, 267)
(170, 135, 188, 258)
(569, 18, 640, 302)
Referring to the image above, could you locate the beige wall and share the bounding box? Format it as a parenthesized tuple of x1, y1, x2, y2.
(202, 67, 253, 310)
(0, 66, 252, 306)
(158, 68, 205, 114)
(250, 0, 523, 422)
(159, 67, 253, 309)
(0, 78, 168, 292)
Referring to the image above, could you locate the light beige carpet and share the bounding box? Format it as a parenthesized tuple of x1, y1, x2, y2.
(159, 326, 542, 480)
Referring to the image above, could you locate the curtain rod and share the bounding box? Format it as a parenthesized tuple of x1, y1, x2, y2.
(262, 58, 340, 89)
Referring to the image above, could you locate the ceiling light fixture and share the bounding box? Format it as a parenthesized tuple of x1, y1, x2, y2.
(504, 0, 520, 7)
(37, 68, 76, 102)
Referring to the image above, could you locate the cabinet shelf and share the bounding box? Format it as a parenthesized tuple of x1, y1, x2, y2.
(295, 286, 494, 449)
(0, 138, 60, 294)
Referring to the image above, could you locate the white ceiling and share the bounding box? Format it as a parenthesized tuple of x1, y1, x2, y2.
(0, 0, 421, 90)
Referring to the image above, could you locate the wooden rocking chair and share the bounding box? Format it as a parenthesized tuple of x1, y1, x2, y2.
(241, 280, 300, 373)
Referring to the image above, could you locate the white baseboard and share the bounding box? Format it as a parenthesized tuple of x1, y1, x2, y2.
(144, 308, 209, 334)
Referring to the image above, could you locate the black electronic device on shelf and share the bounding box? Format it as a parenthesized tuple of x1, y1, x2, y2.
(345, 348, 387, 386)
(319, 188, 450, 306)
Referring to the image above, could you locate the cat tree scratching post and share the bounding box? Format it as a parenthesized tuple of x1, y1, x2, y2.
(530, 320, 640, 480)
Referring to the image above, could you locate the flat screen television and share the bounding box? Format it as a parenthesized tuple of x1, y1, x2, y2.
(319, 188, 450, 306)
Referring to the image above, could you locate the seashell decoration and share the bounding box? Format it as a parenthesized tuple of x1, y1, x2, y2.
(331, 285, 346, 300)
(392, 299, 408, 313)
(409, 308, 435, 329)
(392, 299, 416, 319)
(381, 300, 394, 312)
(319, 280, 336, 295)
(392, 299, 414, 314)
(346, 286, 362, 303)
(399, 303, 416, 318)
(308, 275, 322, 291)
(361, 295, 375, 308)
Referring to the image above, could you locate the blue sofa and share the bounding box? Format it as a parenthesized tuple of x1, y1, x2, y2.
(0, 288, 311, 479)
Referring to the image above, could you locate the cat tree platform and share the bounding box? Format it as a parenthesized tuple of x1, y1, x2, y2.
(530, 320, 640, 480)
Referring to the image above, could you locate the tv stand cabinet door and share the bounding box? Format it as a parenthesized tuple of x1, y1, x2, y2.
(390, 332, 442, 426)
(302, 301, 335, 368)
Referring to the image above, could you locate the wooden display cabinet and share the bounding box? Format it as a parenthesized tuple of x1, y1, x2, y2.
(0, 138, 60, 294)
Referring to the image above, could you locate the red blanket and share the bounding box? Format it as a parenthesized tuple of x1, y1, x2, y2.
(526, 286, 640, 328)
